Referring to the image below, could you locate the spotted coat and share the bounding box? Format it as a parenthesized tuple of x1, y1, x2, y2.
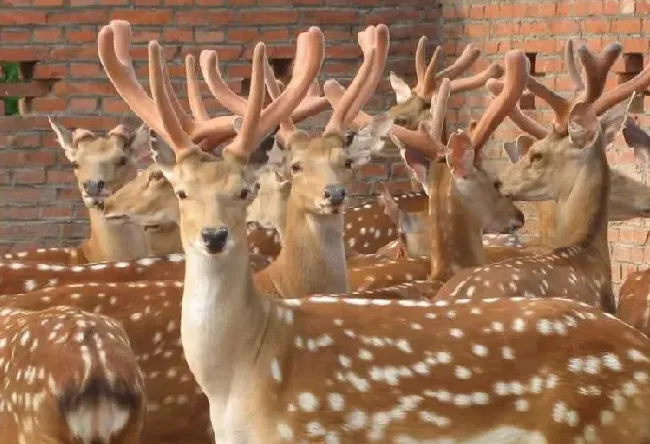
(0, 305, 145, 444)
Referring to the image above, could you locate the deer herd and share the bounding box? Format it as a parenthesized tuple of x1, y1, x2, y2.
(6, 19, 650, 444)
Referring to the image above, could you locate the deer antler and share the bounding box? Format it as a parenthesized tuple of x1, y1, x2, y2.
(412, 38, 482, 99)
(470, 50, 529, 151)
(486, 78, 549, 140)
(323, 25, 389, 136)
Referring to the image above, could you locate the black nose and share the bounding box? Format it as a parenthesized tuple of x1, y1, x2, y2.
(324, 185, 346, 206)
(200, 227, 229, 253)
(83, 180, 106, 197)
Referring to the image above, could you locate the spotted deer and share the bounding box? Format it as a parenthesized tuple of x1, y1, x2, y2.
(4, 122, 152, 265)
(495, 76, 650, 247)
(0, 281, 217, 443)
(0, 304, 146, 443)
(98, 24, 650, 442)
(326, 50, 527, 285)
(436, 40, 650, 312)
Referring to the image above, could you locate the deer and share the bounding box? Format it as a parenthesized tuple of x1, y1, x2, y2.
(0, 304, 146, 443)
(0, 280, 219, 443)
(325, 49, 529, 286)
(3, 122, 154, 265)
(435, 39, 650, 313)
(98, 24, 650, 441)
(610, 116, 650, 335)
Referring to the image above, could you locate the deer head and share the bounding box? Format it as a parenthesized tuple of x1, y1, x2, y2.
(49, 119, 149, 209)
(388, 38, 503, 131)
(246, 166, 291, 234)
(98, 21, 323, 257)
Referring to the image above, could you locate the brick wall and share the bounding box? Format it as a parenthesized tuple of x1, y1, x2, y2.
(0, 0, 438, 252)
(440, 0, 650, 288)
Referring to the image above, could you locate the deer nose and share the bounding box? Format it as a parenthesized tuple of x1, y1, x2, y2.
(324, 185, 346, 206)
(83, 180, 106, 197)
(200, 227, 229, 253)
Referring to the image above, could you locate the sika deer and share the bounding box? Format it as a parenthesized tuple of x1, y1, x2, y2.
(6, 122, 151, 265)
(0, 305, 145, 443)
(99, 23, 650, 442)
(436, 40, 650, 312)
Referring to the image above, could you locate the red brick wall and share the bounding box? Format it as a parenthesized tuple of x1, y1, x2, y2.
(0, 1, 437, 252)
(440, 0, 650, 288)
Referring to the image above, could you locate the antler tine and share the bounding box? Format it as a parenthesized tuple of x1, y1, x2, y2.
(290, 79, 330, 122)
(322, 79, 373, 130)
(436, 43, 482, 81)
(324, 28, 376, 135)
(263, 58, 297, 137)
(526, 76, 573, 134)
(486, 78, 548, 139)
(470, 50, 528, 150)
(149, 41, 193, 151)
(414, 36, 427, 87)
(576, 41, 623, 103)
(419, 46, 442, 98)
(199, 50, 248, 116)
(429, 77, 451, 142)
(343, 24, 390, 125)
(255, 27, 324, 141)
(450, 62, 504, 94)
(223, 43, 267, 160)
(592, 51, 650, 117)
(98, 21, 169, 146)
(185, 54, 210, 122)
(565, 39, 585, 94)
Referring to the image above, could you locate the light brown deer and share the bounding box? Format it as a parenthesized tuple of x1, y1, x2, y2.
(253, 24, 392, 297)
(0, 304, 146, 443)
(4, 122, 152, 265)
(0, 281, 218, 443)
(100, 24, 650, 442)
(326, 50, 527, 285)
(436, 40, 650, 313)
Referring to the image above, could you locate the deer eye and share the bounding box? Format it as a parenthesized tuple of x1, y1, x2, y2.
(291, 162, 302, 173)
(345, 159, 353, 169)
(116, 156, 128, 166)
(493, 180, 502, 191)
(530, 152, 543, 163)
(254, 182, 261, 192)
(394, 117, 408, 126)
(239, 189, 249, 200)
(176, 190, 187, 200)
(72, 161, 80, 169)
(149, 171, 164, 181)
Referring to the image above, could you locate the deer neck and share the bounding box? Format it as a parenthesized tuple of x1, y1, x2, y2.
(429, 163, 486, 281)
(82, 209, 149, 262)
(270, 196, 348, 296)
(536, 200, 558, 246)
(144, 223, 183, 255)
(554, 138, 610, 260)
(181, 240, 271, 403)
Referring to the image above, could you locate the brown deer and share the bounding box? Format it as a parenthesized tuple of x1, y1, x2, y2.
(435, 40, 650, 313)
(99, 23, 650, 442)
(0, 304, 145, 443)
(5, 122, 152, 265)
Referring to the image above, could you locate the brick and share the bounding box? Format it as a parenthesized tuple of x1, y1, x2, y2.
(31, 97, 67, 112)
(0, 11, 46, 25)
(109, 9, 173, 25)
(195, 30, 226, 43)
(0, 47, 49, 61)
(66, 28, 97, 43)
(175, 10, 235, 25)
(48, 10, 108, 24)
(69, 98, 99, 113)
(302, 10, 359, 24)
(163, 28, 194, 42)
(613, 18, 642, 33)
(0, 29, 32, 43)
(238, 10, 299, 25)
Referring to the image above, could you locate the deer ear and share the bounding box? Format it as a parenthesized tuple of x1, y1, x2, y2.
(505, 134, 536, 163)
(49, 117, 78, 162)
(389, 71, 412, 104)
(568, 102, 600, 149)
(347, 113, 392, 167)
(622, 116, 650, 166)
(393, 134, 430, 195)
(148, 131, 177, 180)
(129, 123, 152, 155)
(446, 131, 475, 178)
(233, 116, 243, 134)
(600, 101, 629, 148)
